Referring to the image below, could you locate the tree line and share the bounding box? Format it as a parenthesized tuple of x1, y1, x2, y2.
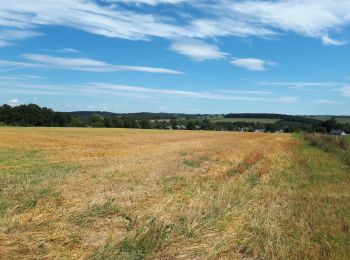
(0, 104, 153, 129)
(0, 104, 349, 133)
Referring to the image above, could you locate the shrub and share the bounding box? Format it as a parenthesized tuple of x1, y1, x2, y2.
(305, 133, 350, 166)
(305, 133, 348, 151)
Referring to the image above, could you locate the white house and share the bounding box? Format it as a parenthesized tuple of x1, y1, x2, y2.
(330, 130, 347, 136)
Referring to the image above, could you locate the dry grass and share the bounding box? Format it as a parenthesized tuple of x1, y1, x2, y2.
(0, 128, 349, 259)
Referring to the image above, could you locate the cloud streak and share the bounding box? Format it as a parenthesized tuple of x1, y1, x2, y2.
(1, 0, 349, 48)
(313, 99, 341, 104)
(227, 0, 350, 43)
(169, 39, 228, 60)
(0, 81, 298, 103)
(259, 81, 343, 88)
(231, 58, 272, 71)
(322, 34, 346, 46)
(337, 86, 350, 97)
(0, 54, 182, 74)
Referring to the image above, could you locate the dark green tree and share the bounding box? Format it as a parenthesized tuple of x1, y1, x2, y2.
(112, 117, 125, 128)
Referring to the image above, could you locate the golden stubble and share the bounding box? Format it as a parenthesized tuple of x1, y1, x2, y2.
(0, 127, 293, 259)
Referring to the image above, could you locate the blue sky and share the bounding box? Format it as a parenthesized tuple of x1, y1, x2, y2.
(1, 0, 350, 115)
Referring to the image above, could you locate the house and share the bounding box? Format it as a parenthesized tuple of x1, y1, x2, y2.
(174, 125, 186, 130)
(254, 129, 265, 133)
(330, 130, 347, 136)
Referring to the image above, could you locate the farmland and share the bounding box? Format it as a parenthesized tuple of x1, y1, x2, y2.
(209, 117, 279, 124)
(1, 128, 350, 259)
(309, 116, 350, 124)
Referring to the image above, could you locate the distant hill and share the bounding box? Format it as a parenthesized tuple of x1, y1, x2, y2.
(68, 111, 207, 120)
(68, 111, 350, 123)
(68, 111, 119, 117)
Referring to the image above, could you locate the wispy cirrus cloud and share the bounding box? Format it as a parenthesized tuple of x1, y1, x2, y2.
(46, 48, 81, 54)
(0, 0, 187, 41)
(219, 90, 273, 95)
(0, 54, 182, 74)
(114, 0, 185, 5)
(1, 0, 349, 53)
(0, 74, 44, 81)
(0, 81, 295, 103)
(0, 29, 41, 47)
(83, 83, 266, 101)
(322, 34, 346, 46)
(259, 81, 343, 88)
(226, 0, 350, 44)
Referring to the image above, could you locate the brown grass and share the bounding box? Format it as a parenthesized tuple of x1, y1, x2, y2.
(1, 128, 349, 259)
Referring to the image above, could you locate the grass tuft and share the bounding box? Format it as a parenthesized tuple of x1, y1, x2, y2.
(71, 200, 121, 226)
(183, 159, 201, 168)
(92, 219, 174, 259)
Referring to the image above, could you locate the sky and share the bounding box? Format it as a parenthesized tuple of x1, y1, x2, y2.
(1, 0, 350, 115)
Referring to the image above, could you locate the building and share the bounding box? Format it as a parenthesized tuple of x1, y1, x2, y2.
(275, 129, 284, 133)
(174, 125, 186, 130)
(330, 130, 347, 136)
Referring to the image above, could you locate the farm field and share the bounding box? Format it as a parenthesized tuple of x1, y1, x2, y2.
(1, 128, 350, 259)
(309, 116, 350, 124)
(209, 117, 279, 124)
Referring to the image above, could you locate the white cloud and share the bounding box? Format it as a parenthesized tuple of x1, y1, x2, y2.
(338, 86, 350, 97)
(0, 40, 11, 47)
(54, 48, 81, 54)
(227, 0, 350, 42)
(0, 81, 270, 101)
(2, 0, 349, 46)
(0, 54, 182, 74)
(313, 99, 341, 104)
(0, 74, 44, 81)
(322, 34, 346, 46)
(8, 98, 19, 105)
(0, 60, 38, 74)
(231, 58, 271, 71)
(170, 39, 228, 60)
(259, 81, 342, 88)
(0, 0, 349, 65)
(0, 80, 308, 105)
(0, 0, 271, 44)
(116, 0, 184, 5)
(0, 29, 41, 47)
(220, 90, 273, 95)
(159, 105, 167, 111)
(278, 96, 299, 103)
(0, 0, 187, 41)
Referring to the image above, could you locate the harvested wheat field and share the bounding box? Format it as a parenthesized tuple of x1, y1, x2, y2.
(1, 128, 350, 259)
